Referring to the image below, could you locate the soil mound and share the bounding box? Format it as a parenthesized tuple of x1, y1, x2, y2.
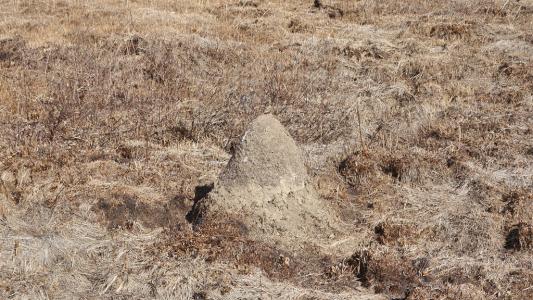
(188, 114, 339, 248)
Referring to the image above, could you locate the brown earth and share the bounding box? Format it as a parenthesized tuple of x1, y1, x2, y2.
(188, 114, 343, 251)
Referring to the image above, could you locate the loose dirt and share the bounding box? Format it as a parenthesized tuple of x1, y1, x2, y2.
(188, 114, 342, 250)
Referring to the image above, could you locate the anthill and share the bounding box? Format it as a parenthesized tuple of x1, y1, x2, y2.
(188, 114, 341, 250)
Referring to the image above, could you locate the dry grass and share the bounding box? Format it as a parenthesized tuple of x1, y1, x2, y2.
(0, 0, 532, 299)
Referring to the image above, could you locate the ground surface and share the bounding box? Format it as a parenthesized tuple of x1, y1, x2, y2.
(0, 0, 532, 299)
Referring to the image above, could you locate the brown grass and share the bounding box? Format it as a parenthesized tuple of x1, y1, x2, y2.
(0, 0, 532, 299)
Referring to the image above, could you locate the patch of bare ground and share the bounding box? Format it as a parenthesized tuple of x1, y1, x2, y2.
(1, 0, 532, 299)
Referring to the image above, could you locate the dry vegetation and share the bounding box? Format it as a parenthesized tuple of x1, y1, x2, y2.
(0, 0, 532, 299)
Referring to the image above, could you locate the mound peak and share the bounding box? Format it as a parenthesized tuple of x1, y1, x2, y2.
(219, 114, 308, 192)
(188, 114, 339, 249)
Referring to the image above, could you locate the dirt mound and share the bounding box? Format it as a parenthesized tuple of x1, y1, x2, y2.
(188, 114, 340, 249)
(219, 114, 310, 193)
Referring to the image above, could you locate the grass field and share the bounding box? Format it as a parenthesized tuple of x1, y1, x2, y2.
(1, 0, 532, 299)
